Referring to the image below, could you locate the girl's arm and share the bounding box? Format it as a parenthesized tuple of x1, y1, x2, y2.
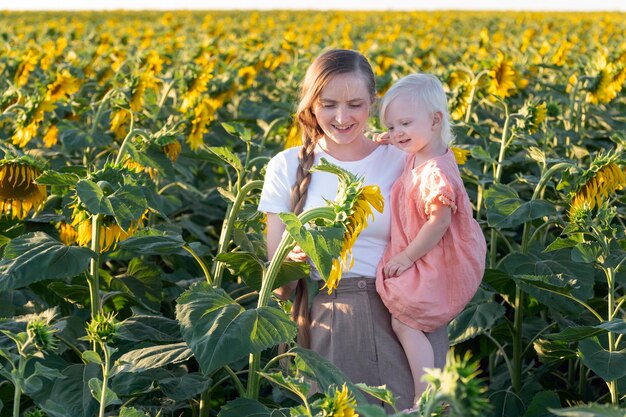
(266, 212, 304, 299)
(383, 203, 452, 278)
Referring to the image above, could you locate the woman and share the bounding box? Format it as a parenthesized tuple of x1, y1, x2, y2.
(258, 49, 448, 410)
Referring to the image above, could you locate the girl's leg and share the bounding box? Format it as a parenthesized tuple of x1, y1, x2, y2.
(391, 316, 434, 405)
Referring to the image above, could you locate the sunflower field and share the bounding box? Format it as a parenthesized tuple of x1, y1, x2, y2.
(1, 9, 626, 417)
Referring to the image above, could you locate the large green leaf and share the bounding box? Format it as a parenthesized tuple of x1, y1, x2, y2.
(484, 184, 556, 229)
(76, 179, 114, 215)
(578, 338, 626, 381)
(118, 228, 186, 255)
(109, 184, 148, 230)
(117, 315, 181, 342)
(449, 301, 505, 344)
(108, 258, 162, 312)
(258, 371, 311, 397)
(216, 252, 309, 291)
(158, 373, 212, 401)
(550, 404, 626, 417)
(36, 170, 81, 186)
(0, 232, 94, 291)
(33, 363, 100, 417)
(545, 326, 605, 342)
(523, 391, 562, 417)
(534, 338, 577, 365)
(115, 342, 193, 374)
(291, 346, 367, 405)
(176, 283, 297, 375)
(278, 213, 343, 283)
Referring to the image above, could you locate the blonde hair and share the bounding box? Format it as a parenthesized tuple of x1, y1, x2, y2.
(289, 49, 376, 348)
(379, 73, 455, 145)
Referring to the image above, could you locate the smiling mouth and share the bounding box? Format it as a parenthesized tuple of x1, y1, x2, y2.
(398, 138, 411, 144)
(333, 124, 354, 132)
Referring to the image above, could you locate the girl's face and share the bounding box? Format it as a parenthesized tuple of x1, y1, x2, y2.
(384, 93, 442, 156)
(312, 73, 372, 152)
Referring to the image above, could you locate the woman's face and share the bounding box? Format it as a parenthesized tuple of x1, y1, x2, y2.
(312, 73, 372, 151)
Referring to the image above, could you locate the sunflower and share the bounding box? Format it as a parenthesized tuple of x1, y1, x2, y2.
(110, 108, 130, 140)
(449, 78, 473, 121)
(312, 159, 384, 294)
(58, 221, 78, 245)
(71, 206, 143, 252)
(570, 153, 626, 213)
(163, 140, 182, 161)
(283, 120, 301, 149)
(43, 125, 59, 147)
(0, 156, 47, 220)
(320, 384, 359, 417)
(586, 54, 626, 104)
(187, 98, 217, 151)
(488, 52, 517, 99)
(179, 64, 214, 113)
(451, 146, 470, 165)
(45, 69, 80, 102)
(517, 101, 547, 134)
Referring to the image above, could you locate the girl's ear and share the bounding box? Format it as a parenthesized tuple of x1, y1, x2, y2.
(432, 111, 443, 130)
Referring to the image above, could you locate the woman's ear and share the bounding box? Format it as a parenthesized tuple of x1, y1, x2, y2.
(432, 111, 443, 130)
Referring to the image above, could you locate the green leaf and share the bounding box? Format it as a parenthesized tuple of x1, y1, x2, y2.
(550, 403, 626, 417)
(118, 228, 186, 255)
(258, 371, 311, 397)
(471, 145, 497, 164)
(118, 407, 150, 417)
(484, 184, 556, 229)
(82, 350, 103, 365)
(207, 146, 243, 172)
(545, 326, 605, 342)
(292, 346, 367, 405)
(35, 363, 100, 417)
(115, 342, 193, 374)
(544, 237, 580, 252)
(449, 301, 506, 344)
(489, 389, 526, 417)
(279, 213, 343, 283)
(578, 338, 626, 381)
(523, 391, 562, 417)
(88, 377, 122, 407)
(354, 383, 396, 407)
(158, 373, 212, 401)
(36, 170, 81, 186)
(221, 121, 252, 142)
(176, 283, 297, 375)
(572, 242, 604, 264)
(597, 319, 626, 334)
(76, 179, 114, 215)
(110, 258, 162, 312)
(0, 232, 94, 291)
(534, 338, 577, 365)
(354, 404, 389, 417)
(218, 398, 289, 417)
(109, 184, 147, 230)
(117, 315, 181, 342)
(216, 252, 309, 291)
(32, 362, 67, 380)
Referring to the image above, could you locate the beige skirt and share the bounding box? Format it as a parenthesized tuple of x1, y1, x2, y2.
(310, 278, 415, 410)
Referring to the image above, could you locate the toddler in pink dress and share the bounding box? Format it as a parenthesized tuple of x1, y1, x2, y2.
(375, 74, 486, 409)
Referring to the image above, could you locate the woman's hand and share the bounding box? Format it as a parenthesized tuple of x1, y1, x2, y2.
(383, 251, 414, 278)
(286, 244, 308, 262)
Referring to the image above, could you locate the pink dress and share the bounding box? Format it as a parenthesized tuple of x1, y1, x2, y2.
(376, 149, 486, 332)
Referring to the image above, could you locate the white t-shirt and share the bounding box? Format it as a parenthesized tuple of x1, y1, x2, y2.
(258, 144, 407, 279)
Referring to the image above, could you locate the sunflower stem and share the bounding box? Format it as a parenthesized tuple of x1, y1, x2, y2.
(212, 180, 264, 288)
(90, 88, 115, 138)
(12, 356, 26, 417)
(97, 344, 111, 417)
(246, 206, 335, 400)
(89, 213, 102, 320)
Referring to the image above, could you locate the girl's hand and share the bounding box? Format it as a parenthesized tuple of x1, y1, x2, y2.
(286, 244, 308, 262)
(383, 252, 414, 278)
(372, 131, 391, 145)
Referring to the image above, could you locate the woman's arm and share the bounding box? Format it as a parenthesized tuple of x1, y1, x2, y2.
(383, 203, 452, 278)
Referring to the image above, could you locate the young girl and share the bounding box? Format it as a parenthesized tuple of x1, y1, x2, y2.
(375, 74, 487, 408)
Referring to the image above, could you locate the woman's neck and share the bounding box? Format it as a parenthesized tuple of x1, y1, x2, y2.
(317, 135, 379, 161)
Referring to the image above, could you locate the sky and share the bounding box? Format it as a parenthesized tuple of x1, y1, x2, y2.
(1, 0, 625, 11)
